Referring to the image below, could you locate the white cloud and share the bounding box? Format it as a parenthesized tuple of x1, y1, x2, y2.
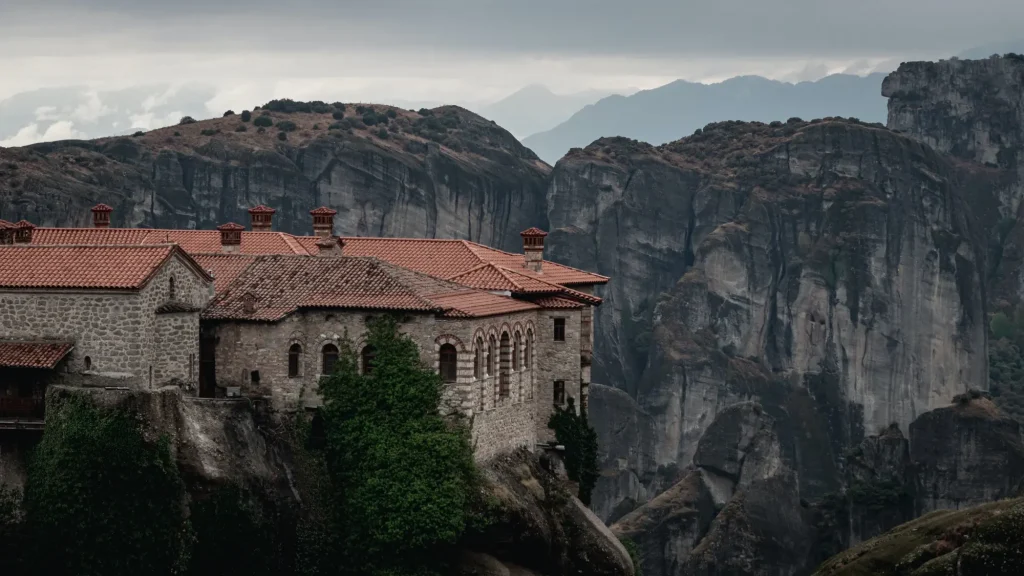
(71, 90, 112, 123)
(129, 109, 183, 130)
(0, 120, 86, 147)
(34, 105, 59, 121)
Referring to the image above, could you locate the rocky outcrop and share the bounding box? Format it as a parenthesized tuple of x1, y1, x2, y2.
(458, 449, 634, 576)
(612, 403, 816, 576)
(884, 55, 1024, 310)
(551, 118, 990, 524)
(0, 105, 550, 252)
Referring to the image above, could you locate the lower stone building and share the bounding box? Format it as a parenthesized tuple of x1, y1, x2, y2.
(0, 244, 213, 427)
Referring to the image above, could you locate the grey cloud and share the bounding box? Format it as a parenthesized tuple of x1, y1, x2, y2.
(4, 0, 1023, 57)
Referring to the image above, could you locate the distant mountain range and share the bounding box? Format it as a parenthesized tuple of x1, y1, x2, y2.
(522, 73, 890, 164)
(472, 85, 629, 140)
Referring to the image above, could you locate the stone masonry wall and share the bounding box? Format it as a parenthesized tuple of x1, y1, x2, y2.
(140, 255, 212, 388)
(209, 306, 583, 460)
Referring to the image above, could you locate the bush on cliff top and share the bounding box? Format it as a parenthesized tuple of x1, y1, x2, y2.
(319, 315, 478, 576)
(253, 116, 274, 128)
(22, 395, 190, 576)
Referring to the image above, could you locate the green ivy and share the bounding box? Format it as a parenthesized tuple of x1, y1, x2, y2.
(547, 397, 600, 505)
(620, 538, 644, 576)
(319, 315, 478, 576)
(187, 485, 279, 576)
(22, 395, 191, 576)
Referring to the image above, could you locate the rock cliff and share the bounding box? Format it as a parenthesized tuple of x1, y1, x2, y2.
(0, 104, 550, 252)
(548, 118, 990, 523)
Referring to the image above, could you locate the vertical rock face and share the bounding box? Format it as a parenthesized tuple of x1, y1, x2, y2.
(884, 55, 1024, 309)
(548, 119, 989, 525)
(0, 106, 550, 252)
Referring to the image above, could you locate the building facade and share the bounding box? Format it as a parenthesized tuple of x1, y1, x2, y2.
(0, 205, 607, 460)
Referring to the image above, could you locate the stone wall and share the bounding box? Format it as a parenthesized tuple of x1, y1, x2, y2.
(208, 306, 584, 460)
(0, 253, 211, 387)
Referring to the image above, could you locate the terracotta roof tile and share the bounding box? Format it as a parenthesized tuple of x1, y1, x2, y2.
(216, 222, 245, 231)
(248, 205, 277, 214)
(0, 220, 15, 230)
(31, 228, 315, 256)
(310, 206, 338, 215)
(0, 341, 73, 369)
(531, 296, 586, 309)
(91, 203, 113, 213)
(520, 227, 548, 237)
(191, 254, 257, 293)
(14, 221, 35, 229)
(203, 255, 537, 321)
(0, 244, 186, 289)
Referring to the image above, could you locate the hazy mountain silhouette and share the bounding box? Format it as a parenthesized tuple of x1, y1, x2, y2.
(522, 73, 889, 164)
(475, 84, 628, 139)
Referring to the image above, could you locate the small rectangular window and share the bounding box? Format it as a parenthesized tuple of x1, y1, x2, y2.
(553, 380, 565, 406)
(554, 318, 566, 341)
(250, 370, 261, 385)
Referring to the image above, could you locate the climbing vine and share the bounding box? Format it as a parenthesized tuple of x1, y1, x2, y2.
(548, 397, 600, 505)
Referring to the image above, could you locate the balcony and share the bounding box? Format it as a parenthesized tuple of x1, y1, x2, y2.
(0, 397, 45, 430)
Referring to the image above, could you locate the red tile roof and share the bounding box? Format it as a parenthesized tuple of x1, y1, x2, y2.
(203, 255, 540, 321)
(91, 203, 113, 213)
(27, 227, 607, 298)
(520, 227, 548, 237)
(216, 222, 245, 231)
(0, 220, 15, 230)
(0, 342, 73, 369)
(0, 244, 210, 290)
(309, 206, 338, 215)
(191, 254, 257, 292)
(248, 205, 276, 214)
(531, 296, 586, 309)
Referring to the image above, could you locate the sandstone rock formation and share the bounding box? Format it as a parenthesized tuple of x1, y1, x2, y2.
(548, 118, 990, 522)
(0, 105, 550, 252)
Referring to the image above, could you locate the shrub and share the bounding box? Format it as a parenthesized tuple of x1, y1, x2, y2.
(376, 128, 389, 139)
(312, 124, 320, 130)
(253, 116, 274, 128)
(173, 131, 181, 137)
(23, 396, 190, 576)
(319, 316, 478, 575)
(223, 110, 235, 117)
(417, 108, 433, 116)
(385, 109, 397, 119)
(328, 122, 344, 131)
(187, 485, 278, 576)
(235, 125, 248, 132)
(276, 120, 298, 132)
(547, 397, 600, 505)
(331, 102, 346, 112)
(241, 110, 252, 122)
(200, 129, 219, 136)
(332, 111, 345, 120)
(620, 538, 643, 576)
(132, 131, 144, 137)
(257, 127, 266, 134)
(362, 112, 378, 127)
(179, 116, 197, 125)
(355, 105, 368, 114)
(277, 131, 288, 141)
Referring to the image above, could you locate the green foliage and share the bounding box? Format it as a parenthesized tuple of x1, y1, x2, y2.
(200, 129, 219, 136)
(187, 485, 279, 576)
(278, 131, 288, 141)
(362, 112, 379, 126)
(223, 110, 235, 117)
(386, 109, 397, 119)
(377, 127, 389, 139)
(253, 116, 274, 128)
(987, 308, 1024, 424)
(241, 110, 252, 122)
(257, 127, 266, 134)
(173, 131, 181, 137)
(179, 116, 196, 125)
(331, 102, 346, 112)
(132, 130, 144, 137)
(417, 108, 433, 116)
(547, 397, 600, 505)
(276, 120, 298, 132)
(235, 124, 248, 132)
(319, 316, 478, 575)
(261, 99, 331, 114)
(847, 478, 911, 512)
(22, 396, 190, 576)
(332, 111, 345, 120)
(620, 538, 643, 576)
(957, 502, 1024, 575)
(0, 487, 24, 575)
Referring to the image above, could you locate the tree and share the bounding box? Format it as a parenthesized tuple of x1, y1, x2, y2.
(179, 116, 196, 125)
(223, 110, 235, 117)
(548, 397, 600, 505)
(22, 395, 190, 576)
(319, 316, 477, 575)
(241, 110, 252, 122)
(253, 116, 274, 128)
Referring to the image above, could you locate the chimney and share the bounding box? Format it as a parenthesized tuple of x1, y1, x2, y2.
(310, 206, 337, 238)
(520, 227, 548, 274)
(13, 220, 35, 244)
(248, 205, 276, 231)
(91, 203, 113, 228)
(316, 236, 344, 257)
(217, 222, 245, 253)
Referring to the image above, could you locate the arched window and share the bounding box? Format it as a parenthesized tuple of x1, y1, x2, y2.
(168, 276, 176, 300)
(361, 345, 376, 375)
(487, 336, 496, 376)
(439, 344, 458, 383)
(512, 333, 521, 371)
(84, 356, 92, 370)
(524, 331, 533, 369)
(288, 343, 302, 378)
(322, 343, 339, 375)
(473, 338, 483, 379)
(499, 332, 510, 398)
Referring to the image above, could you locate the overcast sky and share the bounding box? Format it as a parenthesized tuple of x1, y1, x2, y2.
(2, 0, 1022, 145)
